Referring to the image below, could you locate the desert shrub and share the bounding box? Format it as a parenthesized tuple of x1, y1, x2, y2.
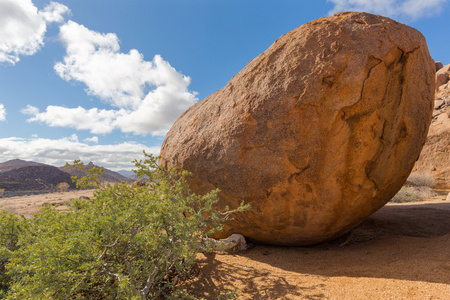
(390, 186, 423, 203)
(0, 211, 22, 298)
(56, 182, 70, 193)
(2, 152, 248, 299)
(406, 172, 436, 188)
(65, 160, 104, 189)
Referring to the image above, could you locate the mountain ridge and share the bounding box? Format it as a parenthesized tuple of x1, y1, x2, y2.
(0, 159, 133, 195)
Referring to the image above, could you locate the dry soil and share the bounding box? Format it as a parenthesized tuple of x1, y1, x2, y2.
(1, 190, 449, 299)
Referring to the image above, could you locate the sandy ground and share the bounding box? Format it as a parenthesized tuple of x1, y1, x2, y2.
(0, 190, 449, 299)
(0, 189, 94, 217)
(187, 193, 450, 300)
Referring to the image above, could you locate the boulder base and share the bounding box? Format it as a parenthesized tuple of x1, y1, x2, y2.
(160, 12, 434, 245)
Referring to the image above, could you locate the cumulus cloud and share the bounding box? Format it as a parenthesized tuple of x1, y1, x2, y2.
(0, 135, 159, 171)
(0, 0, 69, 64)
(39, 1, 70, 23)
(327, 0, 448, 20)
(0, 104, 6, 122)
(84, 136, 99, 143)
(25, 105, 119, 134)
(24, 21, 197, 135)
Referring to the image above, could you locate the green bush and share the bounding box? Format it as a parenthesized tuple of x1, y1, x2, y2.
(0, 211, 21, 298)
(0, 152, 247, 299)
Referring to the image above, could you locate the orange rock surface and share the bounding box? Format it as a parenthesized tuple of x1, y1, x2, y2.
(160, 12, 434, 245)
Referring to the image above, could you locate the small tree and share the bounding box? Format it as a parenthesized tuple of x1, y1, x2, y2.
(56, 182, 69, 193)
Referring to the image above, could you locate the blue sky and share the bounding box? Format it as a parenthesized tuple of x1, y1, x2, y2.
(0, 0, 448, 171)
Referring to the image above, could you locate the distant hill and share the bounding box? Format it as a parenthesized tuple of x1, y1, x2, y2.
(0, 159, 46, 173)
(0, 159, 133, 196)
(59, 162, 134, 183)
(0, 165, 75, 192)
(117, 170, 138, 179)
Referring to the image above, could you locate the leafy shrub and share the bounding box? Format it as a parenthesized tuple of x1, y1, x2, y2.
(1, 152, 247, 299)
(0, 211, 21, 298)
(65, 160, 104, 189)
(406, 172, 436, 188)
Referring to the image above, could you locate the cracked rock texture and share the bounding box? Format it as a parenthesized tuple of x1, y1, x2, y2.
(160, 12, 435, 245)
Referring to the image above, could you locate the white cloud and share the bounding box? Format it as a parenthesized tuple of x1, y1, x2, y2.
(0, 104, 6, 122)
(21, 104, 40, 115)
(25, 105, 119, 134)
(84, 136, 99, 143)
(67, 133, 79, 143)
(0, 0, 69, 64)
(327, 0, 448, 20)
(39, 1, 70, 23)
(24, 21, 197, 136)
(0, 136, 160, 171)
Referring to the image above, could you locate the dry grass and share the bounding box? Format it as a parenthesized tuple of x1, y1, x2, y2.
(390, 172, 438, 203)
(390, 186, 421, 203)
(390, 186, 437, 203)
(406, 172, 436, 187)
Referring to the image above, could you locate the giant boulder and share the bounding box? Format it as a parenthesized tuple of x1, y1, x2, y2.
(160, 12, 435, 245)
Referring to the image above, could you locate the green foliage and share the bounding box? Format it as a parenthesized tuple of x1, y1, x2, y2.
(216, 288, 239, 300)
(0, 211, 22, 298)
(1, 152, 248, 299)
(65, 160, 105, 189)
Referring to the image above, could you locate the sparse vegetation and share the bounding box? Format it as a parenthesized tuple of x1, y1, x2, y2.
(390, 186, 423, 203)
(390, 173, 438, 203)
(406, 172, 436, 188)
(390, 172, 438, 203)
(56, 182, 69, 193)
(0, 152, 248, 299)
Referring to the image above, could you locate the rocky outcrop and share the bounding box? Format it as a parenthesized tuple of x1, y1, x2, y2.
(435, 61, 444, 72)
(160, 12, 435, 245)
(413, 86, 450, 189)
(435, 64, 450, 91)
